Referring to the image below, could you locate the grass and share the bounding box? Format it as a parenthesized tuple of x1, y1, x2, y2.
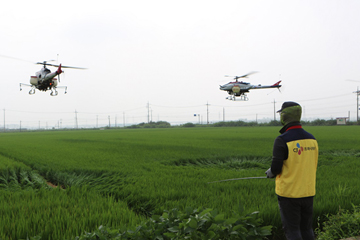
(0, 187, 144, 240)
(0, 125, 359, 239)
(315, 205, 360, 240)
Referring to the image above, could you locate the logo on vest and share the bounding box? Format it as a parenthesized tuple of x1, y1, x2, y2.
(293, 142, 316, 155)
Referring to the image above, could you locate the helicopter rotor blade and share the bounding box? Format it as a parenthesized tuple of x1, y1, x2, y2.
(47, 63, 86, 69)
(59, 65, 87, 70)
(225, 71, 258, 80)
(36, 60, 56, 65)
(38, 62, 87, 70)
(0, 54, 33, 63)
(238, 71, 258, 78)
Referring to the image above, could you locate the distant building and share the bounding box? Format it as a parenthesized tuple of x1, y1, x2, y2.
(336, 117, 348, 125)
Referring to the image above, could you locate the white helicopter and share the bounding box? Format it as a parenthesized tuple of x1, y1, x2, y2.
(219, 72, 282, 101)
(20, 60, 86, 96)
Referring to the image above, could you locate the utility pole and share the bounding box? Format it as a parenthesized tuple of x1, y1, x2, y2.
(273, 99, 276, 121)
(223, 107, 225, 122)
(123, 112, 125, 127)
(147, 102, 150, 123)
(3, 109, 5, 132)
(75, 110, 78, 129)
(194, 114, 200, 124)
(96, 115, 98, 128)
(356, 87, 359, 123)
(206, 102, 209, 124)
(20, 121, 21, 132)
(108, 115, 111, 128)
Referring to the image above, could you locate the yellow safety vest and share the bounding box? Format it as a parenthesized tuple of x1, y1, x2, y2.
(275, 139, 318, 198)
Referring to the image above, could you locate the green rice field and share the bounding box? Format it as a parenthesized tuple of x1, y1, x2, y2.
(0, 126, 359, 239)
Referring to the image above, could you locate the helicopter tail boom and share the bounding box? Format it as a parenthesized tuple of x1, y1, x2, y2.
(251, 81, 282, 89)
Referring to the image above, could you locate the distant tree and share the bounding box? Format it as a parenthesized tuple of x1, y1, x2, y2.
(264, 120, 282, 126)
(213, 121, 250, 127)
(126, 121, 171, 129)
(182, 122, 196, 127)
(155, 121, 171, 128)
(304, 119, 337, 126)
(126, 124, 141, 128)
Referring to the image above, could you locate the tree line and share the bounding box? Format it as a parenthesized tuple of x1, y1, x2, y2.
(127, 119, 359, 128)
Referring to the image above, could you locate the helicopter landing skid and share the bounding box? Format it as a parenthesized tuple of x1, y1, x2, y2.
(29, 87, 36, 95)
(226, 95, 249, 101)
(20, 83, 36, 95)
(50, 88, 58, 96)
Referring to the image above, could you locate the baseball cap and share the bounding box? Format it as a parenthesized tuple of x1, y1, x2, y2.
(277, 101, 300, 113)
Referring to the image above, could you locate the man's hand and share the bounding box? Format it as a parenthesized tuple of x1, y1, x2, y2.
(265, 168, 276, 178)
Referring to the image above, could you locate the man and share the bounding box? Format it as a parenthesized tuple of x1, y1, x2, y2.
(265, 101, 318, 240)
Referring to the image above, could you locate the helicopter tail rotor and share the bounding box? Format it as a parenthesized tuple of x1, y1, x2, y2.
(56, 64, 63, 74)
(56, 64, 63, 82)
(276, 74, 283, 93)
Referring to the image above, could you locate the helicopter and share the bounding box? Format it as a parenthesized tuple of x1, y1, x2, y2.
(219, 72, 282, 101)
(19, 60, 86, 96)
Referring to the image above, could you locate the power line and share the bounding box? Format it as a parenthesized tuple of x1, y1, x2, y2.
(1, 91, 358, 129)
(150, 104, 204, 108)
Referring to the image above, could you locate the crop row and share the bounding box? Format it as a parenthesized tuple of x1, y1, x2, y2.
(0, 126, 359, 239)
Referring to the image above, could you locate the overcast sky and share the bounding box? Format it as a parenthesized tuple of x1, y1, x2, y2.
(1, 0, 360, 129)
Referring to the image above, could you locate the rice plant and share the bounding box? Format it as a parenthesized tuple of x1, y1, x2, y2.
(0, 126, 359, 239)
(0, 167, 48, 191)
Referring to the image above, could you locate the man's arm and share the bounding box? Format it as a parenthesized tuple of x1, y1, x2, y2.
(270, 136, 288, 175)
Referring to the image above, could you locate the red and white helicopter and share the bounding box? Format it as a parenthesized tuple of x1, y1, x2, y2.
(219, 72, 282, 101)
(20, 61, 86, 96)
